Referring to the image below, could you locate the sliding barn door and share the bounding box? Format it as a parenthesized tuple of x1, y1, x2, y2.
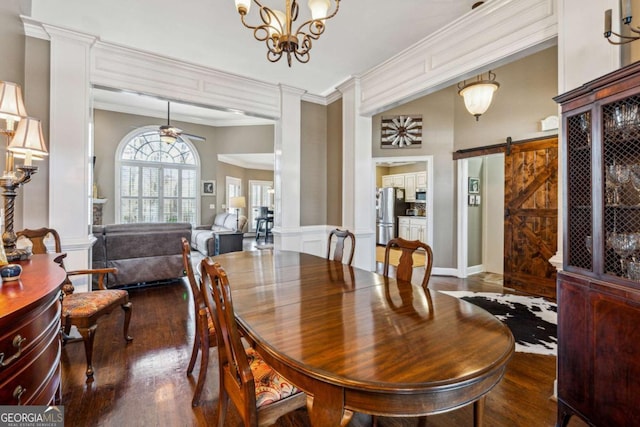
(504, 137, 558, 299)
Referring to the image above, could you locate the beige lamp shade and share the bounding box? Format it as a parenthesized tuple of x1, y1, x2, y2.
(229, 196, 246, 209)
(0, 81, 28, 124)
(8, 117, 48, 166)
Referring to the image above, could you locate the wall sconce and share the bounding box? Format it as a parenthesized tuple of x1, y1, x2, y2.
(457, 71, 500, 121)
(0, 80, 48, 261)
(605, 0, 640, 44)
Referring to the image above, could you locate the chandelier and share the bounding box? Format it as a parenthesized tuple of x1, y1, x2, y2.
(457, 71, 500, 121)
(604, 1, 640, 44)
(233, 0, 341, 66)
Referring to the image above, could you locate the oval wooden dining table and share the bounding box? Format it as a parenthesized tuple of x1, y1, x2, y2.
(213, 250, 514, 426)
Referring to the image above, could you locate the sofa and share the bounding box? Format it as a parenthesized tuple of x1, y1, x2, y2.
(191, 213, 247, 257)
(92, 222, 192, 289)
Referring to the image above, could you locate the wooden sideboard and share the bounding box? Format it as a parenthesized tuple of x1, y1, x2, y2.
(0, 254, 67, 405)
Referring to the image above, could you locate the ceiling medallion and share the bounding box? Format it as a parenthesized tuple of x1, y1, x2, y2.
(381, 115, 423, 149)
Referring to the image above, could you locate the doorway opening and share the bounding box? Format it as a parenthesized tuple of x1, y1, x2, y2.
(373, 155, 433, 264)
(456, 154, 505, 279)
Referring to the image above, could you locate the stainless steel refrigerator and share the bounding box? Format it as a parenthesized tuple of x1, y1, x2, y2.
(376, 187, 407, 245)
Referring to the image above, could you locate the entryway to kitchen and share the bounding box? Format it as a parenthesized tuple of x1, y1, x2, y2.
(374, 155, 433, 266)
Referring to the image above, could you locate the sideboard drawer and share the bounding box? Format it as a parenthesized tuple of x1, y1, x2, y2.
(0, 312, 61, 405)
(0, 296, 59, 378)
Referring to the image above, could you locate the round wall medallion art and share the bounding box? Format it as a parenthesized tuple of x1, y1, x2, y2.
(381, 115, 422, 148)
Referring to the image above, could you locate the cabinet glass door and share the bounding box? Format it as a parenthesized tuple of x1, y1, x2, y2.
(602, 95, 640, 280)
(566, 110, 593, 272)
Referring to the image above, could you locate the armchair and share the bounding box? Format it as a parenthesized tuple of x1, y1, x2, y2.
(17, 228, 133, 379)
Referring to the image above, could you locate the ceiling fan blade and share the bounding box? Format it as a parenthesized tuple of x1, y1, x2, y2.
(182, 132, 206, 142)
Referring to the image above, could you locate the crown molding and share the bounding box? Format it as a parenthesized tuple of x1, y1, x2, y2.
(359, 0, 558, 116)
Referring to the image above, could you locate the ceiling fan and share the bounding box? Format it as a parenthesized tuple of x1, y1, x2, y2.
(158, 102, 206, 143)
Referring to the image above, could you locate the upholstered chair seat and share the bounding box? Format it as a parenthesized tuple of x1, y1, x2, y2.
(246, 347, 301, 409)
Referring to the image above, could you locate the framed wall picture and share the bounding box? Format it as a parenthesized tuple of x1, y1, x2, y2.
(468, 177, 480, 194)
(202, 180, 216, 196)
(468, 195, 475, 206)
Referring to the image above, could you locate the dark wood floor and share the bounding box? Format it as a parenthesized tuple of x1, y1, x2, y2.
(61, 247, 587, 427)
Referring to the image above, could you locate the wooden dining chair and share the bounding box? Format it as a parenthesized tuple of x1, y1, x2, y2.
(17, 227, 132, 378)
(200, 258, 306, 427)
(180, 237, 217, 406)
(383, 237, 434, 290)
(378, 237, 433, 427)
(326, 228, 356, 265)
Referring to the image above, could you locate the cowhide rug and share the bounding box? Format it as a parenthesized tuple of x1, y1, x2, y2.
(439, 291, 557, 356)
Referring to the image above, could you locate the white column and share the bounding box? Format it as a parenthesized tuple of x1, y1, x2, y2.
(337, 78, 376, 271)
(46, 26, 95, 290)
(272, 84, 305, 251)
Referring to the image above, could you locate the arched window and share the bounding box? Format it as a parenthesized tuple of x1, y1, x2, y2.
(116, 128, 200, 225)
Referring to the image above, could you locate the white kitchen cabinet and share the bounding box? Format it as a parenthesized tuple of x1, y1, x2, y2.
(381, 173, 406, 188)
(416, 172, 427, 189)
(404, 174, 416, 202)
(398, 217, 411, 240)
(408, 217, 427, 242)
(392, 174, 405, 188)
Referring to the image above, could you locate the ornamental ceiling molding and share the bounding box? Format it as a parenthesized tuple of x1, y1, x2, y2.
(358, 0, 558, 116)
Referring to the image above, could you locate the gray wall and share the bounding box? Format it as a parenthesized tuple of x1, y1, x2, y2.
(301, 101, 328, 226)
(373, 46, 558, 269)
(93, 109, 273, 225)
(0, 1, 26, 84)
(467, 158, 483, 266)
(454, 46, 558, 149)
(373, 87, 456, 268)
(22, 36, 50, 229)
(326, 99, 342, 226)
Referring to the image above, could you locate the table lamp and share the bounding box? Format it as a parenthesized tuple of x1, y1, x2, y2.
(0, 81, 48, 261)
(229, 196, 246, 231)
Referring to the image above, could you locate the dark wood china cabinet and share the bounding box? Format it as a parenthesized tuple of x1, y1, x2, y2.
(555, 62, 640, 427)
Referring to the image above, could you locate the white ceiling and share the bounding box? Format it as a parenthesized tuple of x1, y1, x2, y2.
(26, 0, 483, 127)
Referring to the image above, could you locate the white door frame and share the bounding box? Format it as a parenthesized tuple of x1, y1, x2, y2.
(456, 154, 505, 278)
(457, 158, 470, 278)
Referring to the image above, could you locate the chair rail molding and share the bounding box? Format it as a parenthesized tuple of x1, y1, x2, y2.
(358, 0, 558, 116)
